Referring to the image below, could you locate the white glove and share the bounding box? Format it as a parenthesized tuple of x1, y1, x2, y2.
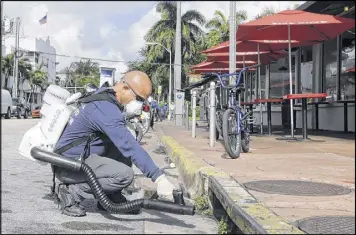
(155, 174, 176, 201)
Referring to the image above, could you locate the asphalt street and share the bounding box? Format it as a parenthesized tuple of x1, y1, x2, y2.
(1, 118, 218, 234)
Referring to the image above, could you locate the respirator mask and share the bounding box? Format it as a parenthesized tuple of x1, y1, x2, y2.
(122, 79, 145, 116)
(125, 100, 143, 116)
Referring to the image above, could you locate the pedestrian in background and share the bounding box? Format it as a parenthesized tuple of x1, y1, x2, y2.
(162, 103, 168, 120)
(169, 101, 175, 121)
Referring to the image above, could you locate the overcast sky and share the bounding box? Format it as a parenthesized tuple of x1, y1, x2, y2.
(3, 1, 305, 77)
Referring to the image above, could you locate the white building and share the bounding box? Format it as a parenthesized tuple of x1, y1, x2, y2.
(99, 66, 116, 86)
(17, 37, 57, 108)
(21, 37, 57, 83)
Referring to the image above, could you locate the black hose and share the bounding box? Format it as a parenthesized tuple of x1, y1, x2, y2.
(81, 163, 145, 213)
(31, 147, 195, 215)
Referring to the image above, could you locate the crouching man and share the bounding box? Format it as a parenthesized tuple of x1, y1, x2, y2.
(53, 71, 176, 217)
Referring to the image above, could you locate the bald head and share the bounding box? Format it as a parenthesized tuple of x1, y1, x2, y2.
(113, 71, 152, 105)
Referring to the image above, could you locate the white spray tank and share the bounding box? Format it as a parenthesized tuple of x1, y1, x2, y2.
(18, 85, 82, 164)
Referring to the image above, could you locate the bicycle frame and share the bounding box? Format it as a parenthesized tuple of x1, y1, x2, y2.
(204, 64, 260, 135)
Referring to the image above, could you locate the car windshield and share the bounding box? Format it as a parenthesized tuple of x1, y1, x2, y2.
(34, 106, 41, 110)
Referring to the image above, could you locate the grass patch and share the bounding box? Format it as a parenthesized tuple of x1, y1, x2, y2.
(194, 195, 213, 216)
(217, 216, 229, 234)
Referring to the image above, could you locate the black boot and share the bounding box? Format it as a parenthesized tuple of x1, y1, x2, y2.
(97, 192, 141, 215)
(58, 184, 86, 217)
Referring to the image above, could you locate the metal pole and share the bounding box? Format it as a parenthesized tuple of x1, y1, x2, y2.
(209, 82, 216, 147)
(12, 17, 20, 98)
(192, 90, 197, 138)
(229, 1, 237, 85)
(249, 71, 253, 102)
(184, 102, 189, 130)
(288, 24, 295, 137)
(169, 50, 172, 107)
(243, 55, 246, 109)
(258, 43, 263, 134)
(1, 1, 3, 59)
(174, 1, 182, 126)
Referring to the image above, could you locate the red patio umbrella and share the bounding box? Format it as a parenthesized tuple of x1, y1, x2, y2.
(201, 39, 318, 54)
(236, 10, 355, 41)
(205, 51, 287, 65)
(190, 67, 256, 74)
(236, 10, 355, 138)
(189, 60, 256, 70)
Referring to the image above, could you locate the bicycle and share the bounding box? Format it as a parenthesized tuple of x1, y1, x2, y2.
(185, 64, 259, 159)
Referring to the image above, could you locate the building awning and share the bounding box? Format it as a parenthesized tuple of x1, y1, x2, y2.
(297, 1, 355, 16)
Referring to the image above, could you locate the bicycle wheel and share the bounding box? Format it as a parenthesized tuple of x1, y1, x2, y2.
(241, 113, 250, 153)
(222, 108, 241, 159)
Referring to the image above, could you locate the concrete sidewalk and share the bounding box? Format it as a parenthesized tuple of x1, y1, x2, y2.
(155, 120, 355, 234)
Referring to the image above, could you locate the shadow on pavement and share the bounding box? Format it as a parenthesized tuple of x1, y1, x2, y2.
(97, 207, 196, 229)
(61, 221, 134, 232)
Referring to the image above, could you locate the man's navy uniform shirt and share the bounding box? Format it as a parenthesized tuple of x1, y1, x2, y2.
(55, 88, 163, 181)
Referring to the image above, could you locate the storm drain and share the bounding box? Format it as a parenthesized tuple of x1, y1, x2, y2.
(243, 180, 352, 196)
(297, 216, 355, 234)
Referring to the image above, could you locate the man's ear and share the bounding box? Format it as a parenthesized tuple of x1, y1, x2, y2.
(122, 83, 130, 91)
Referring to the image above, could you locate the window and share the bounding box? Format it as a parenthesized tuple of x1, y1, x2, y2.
(35, 53, 39, 64)
(340, 25, 355, 100)
(301, 46, 313, 63)
(300, 46, 313, 93)
(26, 51, 34, 57)
(259, 65, 266, 99)
(323, 37, 338, 101)
(269, 56, 295, 98)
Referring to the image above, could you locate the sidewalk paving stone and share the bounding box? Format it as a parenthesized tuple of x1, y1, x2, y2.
(155, 120, 355, 234)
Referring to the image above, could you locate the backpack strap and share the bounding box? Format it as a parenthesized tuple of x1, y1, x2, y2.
(51, 89, 123, 195)
(73, 89, 124, 111)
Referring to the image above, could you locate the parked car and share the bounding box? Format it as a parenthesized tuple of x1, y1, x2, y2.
(11, 97, 31, 119)
(31, 105, 42, 118)
(1, 89, 13, 119)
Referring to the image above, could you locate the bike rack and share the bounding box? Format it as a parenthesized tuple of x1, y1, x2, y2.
(209, 82, 216, 147)
(191, 90, 197, 138)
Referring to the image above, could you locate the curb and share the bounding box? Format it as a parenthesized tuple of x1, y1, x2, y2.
(155, 123, 305, 234)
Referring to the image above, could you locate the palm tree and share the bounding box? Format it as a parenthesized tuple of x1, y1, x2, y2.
(27, 63, 47, 103)
(144, 1, 206, 88)
(205, 10, 248, 48)
(1, 54, 32, 94)
(63, 59, 99, 88)
(72, 59, 99, 77)
(1, 54, 14, 90)
(17, 58, 32, 94)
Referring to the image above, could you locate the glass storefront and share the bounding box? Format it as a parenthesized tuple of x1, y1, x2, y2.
(340, 26, 355, 100)
(300, 46, 313, 94)
(269, 56, 296, 98)
(323, 37, 338, 101)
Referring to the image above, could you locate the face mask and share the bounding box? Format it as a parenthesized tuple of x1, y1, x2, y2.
(125, 100, 143, 116)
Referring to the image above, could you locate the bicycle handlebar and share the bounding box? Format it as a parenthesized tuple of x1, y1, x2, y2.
(184, 64, 261, 91)
(207, 63, 261, 89)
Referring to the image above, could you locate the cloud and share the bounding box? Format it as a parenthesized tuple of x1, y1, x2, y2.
(3, 1, 305, 76)
(3, 1, 155, 75)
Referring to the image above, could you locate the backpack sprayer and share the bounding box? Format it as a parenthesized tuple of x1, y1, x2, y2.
(19, 85, 195, 216)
